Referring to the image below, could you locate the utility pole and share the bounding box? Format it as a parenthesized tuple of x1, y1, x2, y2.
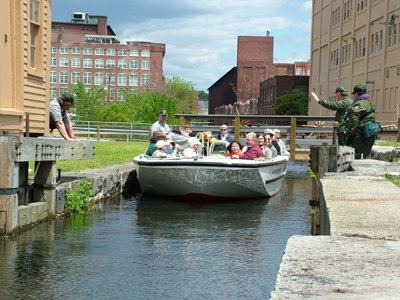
(106, 65, 118, 101)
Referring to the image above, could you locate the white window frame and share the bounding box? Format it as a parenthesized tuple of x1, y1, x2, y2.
(95, 73, 104, 86)
(130, 49, 139, 56)
(51, 46, 57, 54)
(60, 47, 69, 54)
(71, 72, 80, 84)
(84, 48, 93, 55)
(59, 58, 69, 67)
(129, 74, 138, 86)
(72, 47, 81, 54)
(83, 72, 92, 85)
(141, 74, 150, 85)
(51, 57, 57, 67)
(107, 49, 116, 56)
(106, 60, 115, 68)
(130, 60, 139, 69)
(83, 59, 92, 68)
(141, 50, 150, 57)
(118, 49, 127, 56)
(50, 87, 57, 99)
(50, 71, 57, 83)
(71, 58, 81, 68)
(95, 59, 104, 68)
(95, 48, 104, 55)
(118, 73, 127, 86)
(118, 60, 127, 69)
(59, 71, 69, 84)
(141, 61, 150, 70)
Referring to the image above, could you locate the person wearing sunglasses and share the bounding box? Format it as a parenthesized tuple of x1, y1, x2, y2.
(215, 124, 234, 143)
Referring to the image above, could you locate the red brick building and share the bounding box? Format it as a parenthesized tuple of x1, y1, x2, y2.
(51, 13, 165, 101)
(208, 34, 310, 114)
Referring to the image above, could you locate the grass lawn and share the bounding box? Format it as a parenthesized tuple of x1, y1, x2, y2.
(30, 141, 148, 173)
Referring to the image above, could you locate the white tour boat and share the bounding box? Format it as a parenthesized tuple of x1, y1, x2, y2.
(133, 153, 289, 200)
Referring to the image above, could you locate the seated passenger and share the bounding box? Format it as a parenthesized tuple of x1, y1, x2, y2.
(152, 141, 171, 158)
(146, 130, 167, 156)
(264, 129, 281, 155)
(273, 129, 289, 155)
(257, 133, 265, 148)
(224, 140, 244, 157)
(232, 132, 264, 160)
(182, 137, 201, 157)
(263, 133, 278, 158)
(184, 125, 197, 137)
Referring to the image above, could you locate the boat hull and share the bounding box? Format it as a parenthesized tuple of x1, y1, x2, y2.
(133, 156, 288, 199)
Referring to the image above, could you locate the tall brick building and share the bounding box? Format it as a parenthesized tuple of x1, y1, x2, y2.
(51, 13, 165, 101)
(208, 34, 310, 114)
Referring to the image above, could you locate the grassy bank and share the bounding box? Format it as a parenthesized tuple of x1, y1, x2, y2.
(32, 141, 148, 173)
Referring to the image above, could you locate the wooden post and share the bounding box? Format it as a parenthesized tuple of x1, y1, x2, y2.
(234, 116, 240, 141)
(97, 126, 100, 141)
(179, 116, 185, 130)
(33, 161, 57, 214)
(290, 117, 296, 160)
(0, 137, 19, 235)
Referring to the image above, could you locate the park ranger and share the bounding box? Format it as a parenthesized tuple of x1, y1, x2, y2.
(311, 86, 353, 146)
(343, 84, 376, 159)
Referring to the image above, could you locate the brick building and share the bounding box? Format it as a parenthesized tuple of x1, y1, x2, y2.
(208, 33, 310, 114)
(259, 75, 309, 119)
(51, 13, 165, 101)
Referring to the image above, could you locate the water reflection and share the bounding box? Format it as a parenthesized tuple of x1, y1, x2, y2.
(0, 160, 311, 300)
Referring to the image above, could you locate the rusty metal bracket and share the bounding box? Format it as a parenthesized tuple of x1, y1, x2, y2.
(309, 200, 320, 207)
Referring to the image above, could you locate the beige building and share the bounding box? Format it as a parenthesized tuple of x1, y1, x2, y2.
(309, 0, 400, 125)
(0, 0, 51, 137)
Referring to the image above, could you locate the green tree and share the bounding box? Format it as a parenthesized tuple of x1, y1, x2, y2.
(198, 91, 209, 101)
(69, 81, 107, 121)
(270, 89, 309, 115)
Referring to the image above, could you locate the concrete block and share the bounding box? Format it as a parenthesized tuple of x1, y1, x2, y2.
(18, 202, 49, 228)
(56, 187, 66, 214)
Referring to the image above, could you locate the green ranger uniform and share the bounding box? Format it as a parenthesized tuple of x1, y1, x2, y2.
(344, 85, 376, 159)
(318, 95, 352, 146)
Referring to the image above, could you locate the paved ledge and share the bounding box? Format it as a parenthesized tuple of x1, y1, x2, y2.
(18, 202, 49, 228)
(371, 145, 400, 162)
(270, 235, 400, 300)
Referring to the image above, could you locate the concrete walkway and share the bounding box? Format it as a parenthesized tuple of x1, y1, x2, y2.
(270, 156, 400, 299)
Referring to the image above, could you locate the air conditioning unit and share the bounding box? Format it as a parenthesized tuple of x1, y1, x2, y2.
(71, 12, 86, 23)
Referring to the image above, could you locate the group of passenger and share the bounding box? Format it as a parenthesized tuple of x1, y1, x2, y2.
(145, 110, 290, 160)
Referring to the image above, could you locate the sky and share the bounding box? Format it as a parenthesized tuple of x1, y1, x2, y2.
(52, 0, 313, 92)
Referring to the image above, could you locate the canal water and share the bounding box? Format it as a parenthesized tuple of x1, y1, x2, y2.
(0, 160, 311, 300)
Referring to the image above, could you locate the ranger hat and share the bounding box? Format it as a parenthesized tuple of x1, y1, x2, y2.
(334, 86, 347, 93)
(61, 92, 75, 104)
(159, 110, 168, 116)
(352, 84, 367, 94)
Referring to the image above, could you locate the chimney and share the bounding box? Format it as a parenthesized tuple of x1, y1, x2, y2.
(266, 30, 270, 37)
(97, 19, 107, 35)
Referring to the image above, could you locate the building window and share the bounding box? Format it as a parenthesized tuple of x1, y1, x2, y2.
(141, 74, 150, 85)
(50, 71, 57, 83)
(51, 57, 57, 67)
(130, 60, 139, 69)
(363, 37, 366, 56)
(141, 50, 150, 57)
(117, 89, 125, 101)
(59, 58, 69, 67)
(130, 49, 139, 56)
(29, 0, 40, 69)
(95, 48, 104, 55)
(118, 73, 127, 86)
(51, 46, 57, 54)
(344, 2, 347, 21)
(84, 48, 92, 55)
(380, 30, 383, 50)
(141, 61, 150, 70)
(109, 89, 115, 101)
(83, 59, 92, 68)
(358, 39, 362, 57)
(375, 32, 379, 52)
(129, 74, 138, 86)
(118, 60, 127, 69)
(107, 49, 116, 56)
(106, 60, 115, 67)
(83, 27, 87, 31)
(95, 73, 103, 85)
(394, 24, 397, 45)
(355, 41, 358, 58)
(118, 49, 127, 56)
(371, 34, 374, 53)
(95, 59, 104, 68)
(388, 26, 392, 47)
(71, 72, 80, 84)
(71, 58, 80, 68)
(50, 87, 57, 99)
(83, 72, 92, 85)
(72, 47, 81, 54)
(59, 71, 69, 84)
(60, 47, 69, 54)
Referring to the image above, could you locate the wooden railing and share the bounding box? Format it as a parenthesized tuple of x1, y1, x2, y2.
(176, 114, 337, 160)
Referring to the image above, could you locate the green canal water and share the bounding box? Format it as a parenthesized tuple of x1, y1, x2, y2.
(0, 160, 311, 300)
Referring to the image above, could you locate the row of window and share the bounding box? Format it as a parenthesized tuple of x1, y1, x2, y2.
(388, 24, 399, 48)
(50, 71, 150, 86)
(51, 47, 150, 57)
(332, 0, 367, 28)
(50, 86, 130, 101)
(259, 86, 276, 108)
(50, 58, 150, 70)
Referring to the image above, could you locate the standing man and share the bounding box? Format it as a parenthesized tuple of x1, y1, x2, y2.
(215, 125, 234, 143)
(232, 132, 264, 160)
(344, 84, 376, 159)
(150, 110, 171, 140)
(49, 92, 79, 141)
(311, 86, 353, 146)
